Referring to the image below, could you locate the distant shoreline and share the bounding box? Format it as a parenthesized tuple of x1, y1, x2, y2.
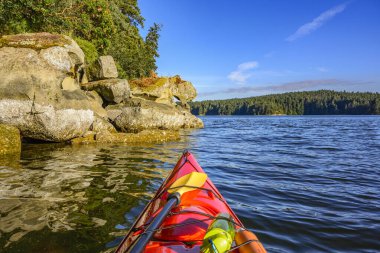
(190, 90, 380, 116)
(197, 114, 380, 116)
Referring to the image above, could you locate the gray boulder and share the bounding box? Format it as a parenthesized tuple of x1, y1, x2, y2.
(93, 55, 118, 79)
(81, 79, 130, 104)
(106, 98, 203, 132)
(0, 33, 106, 142)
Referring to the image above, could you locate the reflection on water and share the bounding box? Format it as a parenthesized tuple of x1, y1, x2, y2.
(0, 137, 193, 252)
(1, 116, 380, 253)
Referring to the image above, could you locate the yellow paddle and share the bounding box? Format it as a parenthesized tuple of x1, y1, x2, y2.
(128, 172, 207, 253)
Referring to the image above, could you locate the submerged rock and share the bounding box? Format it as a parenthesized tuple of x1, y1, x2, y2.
(0, 33, 106, 142)
(98, 130, 180, 143)
(70, 134, 96, 145)
(71, 129, 180, 144)
(106, 98, 203, 132)
(0, 124, 21, 155)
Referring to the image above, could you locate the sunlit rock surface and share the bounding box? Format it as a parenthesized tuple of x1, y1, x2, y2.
(81, 78, 130, 104)
(106, 98, 203, 132)
(0, 33, 106, 142)
(130, 75, 197, 106)
(93, 55, 119, 79)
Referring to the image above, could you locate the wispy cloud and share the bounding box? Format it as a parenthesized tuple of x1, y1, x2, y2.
(199, 79, 375, 97)
(286, 2, 349, 42)
(317, 67, 329, 72)
(264, 51, 275, 58)
(228, 61, 258, 84)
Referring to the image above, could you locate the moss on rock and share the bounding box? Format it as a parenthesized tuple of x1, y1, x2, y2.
(130, 77, 168, 91)
(97, 130, 180, 143)
(70, 134, 96, 145)
(0, 33, 71, 49)
(0, 124, 21, 155)
(70, 130, 180, 145)
(74, 38, 98, 65)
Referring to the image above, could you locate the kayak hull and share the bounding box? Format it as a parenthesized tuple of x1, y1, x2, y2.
(116, 151, 243, 253)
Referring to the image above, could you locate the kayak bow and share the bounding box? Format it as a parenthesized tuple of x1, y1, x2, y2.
(115, 151, 266, 253)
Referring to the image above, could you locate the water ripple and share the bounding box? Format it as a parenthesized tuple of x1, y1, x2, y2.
(0, 115, 379, 252)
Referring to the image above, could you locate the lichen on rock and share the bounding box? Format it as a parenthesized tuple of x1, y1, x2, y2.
(129, 75, 198, 106)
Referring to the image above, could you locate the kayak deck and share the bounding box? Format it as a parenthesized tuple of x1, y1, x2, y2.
(116, 151, 244, 253)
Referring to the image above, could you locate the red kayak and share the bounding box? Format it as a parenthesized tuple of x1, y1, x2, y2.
(115, 151, 266, 253)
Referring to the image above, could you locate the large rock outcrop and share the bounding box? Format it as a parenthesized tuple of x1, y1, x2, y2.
(0, 32, 202, 143)
(0, 33, 106, 142)
(130, 75, 197, 106)
(106, 98, 203, 132)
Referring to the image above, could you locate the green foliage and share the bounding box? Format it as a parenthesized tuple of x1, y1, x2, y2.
(106, 23, 161, 79)
(143, 23, 161, 75)
(190, 90, 380, 115)
(0, 0, 160, 79)
(74, 38, 98, 65)
(106, 27, 146, 79)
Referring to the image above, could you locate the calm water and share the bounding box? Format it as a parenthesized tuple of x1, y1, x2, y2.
(1, 116, 379, 252)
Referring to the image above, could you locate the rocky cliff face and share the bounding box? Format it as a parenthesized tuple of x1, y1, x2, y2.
(0, 32, 203, 143)
(0, 33, 106, 141)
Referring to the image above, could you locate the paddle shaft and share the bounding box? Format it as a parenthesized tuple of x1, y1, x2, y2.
(128, 195, 179, 253)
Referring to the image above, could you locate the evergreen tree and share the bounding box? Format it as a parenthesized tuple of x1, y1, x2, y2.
(0, 0, 161, 79)
(190, 90, 380, 116)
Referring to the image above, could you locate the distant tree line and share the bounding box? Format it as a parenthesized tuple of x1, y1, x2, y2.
(0, 0, 160, 79)
(190, 90, 380, 115)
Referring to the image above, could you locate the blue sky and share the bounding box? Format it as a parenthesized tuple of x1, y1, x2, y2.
(139, 0, 380, 100)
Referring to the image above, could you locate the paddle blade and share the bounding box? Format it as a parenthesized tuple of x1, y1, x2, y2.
(167, 172, 207, 196)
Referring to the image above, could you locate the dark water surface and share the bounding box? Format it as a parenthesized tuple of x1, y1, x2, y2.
(1, 116, 379, 252)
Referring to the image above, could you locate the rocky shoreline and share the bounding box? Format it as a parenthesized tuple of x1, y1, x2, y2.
(0, 33, 203, 155)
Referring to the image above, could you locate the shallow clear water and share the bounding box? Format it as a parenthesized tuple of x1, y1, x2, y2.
(1, 116, 379, 252)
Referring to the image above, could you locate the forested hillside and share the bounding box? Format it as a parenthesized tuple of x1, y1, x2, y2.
(0, 0, 160, 79)
(190, 90, 380, 115)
